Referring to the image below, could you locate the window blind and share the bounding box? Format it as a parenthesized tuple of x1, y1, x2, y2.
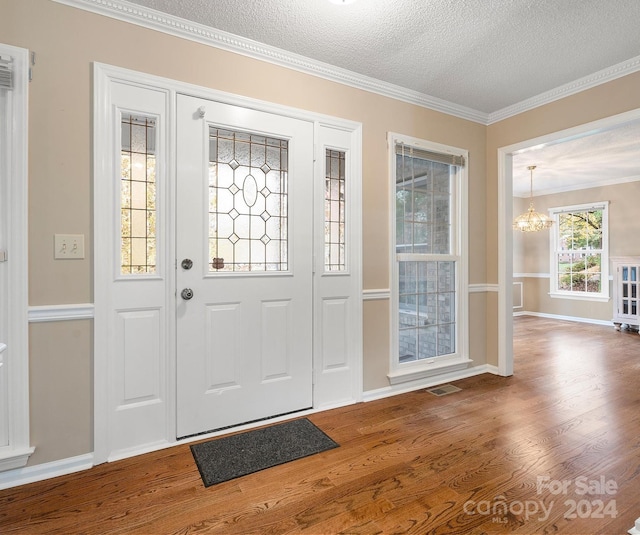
(395, 143, 465, 167)
(0, 56, 12, 90)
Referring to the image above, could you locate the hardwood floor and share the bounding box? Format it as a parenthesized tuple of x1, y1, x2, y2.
(1, 316, 639, 534)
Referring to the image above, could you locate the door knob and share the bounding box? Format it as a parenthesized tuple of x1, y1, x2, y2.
(181, 288, 194, 300)
(181, 258, 193, 270)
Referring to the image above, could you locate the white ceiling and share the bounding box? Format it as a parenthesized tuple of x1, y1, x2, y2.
(120, 0, 640, 194)
(512, 119, 640, 197)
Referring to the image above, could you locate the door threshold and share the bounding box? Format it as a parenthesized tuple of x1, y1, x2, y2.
(177, 407, 313, 441)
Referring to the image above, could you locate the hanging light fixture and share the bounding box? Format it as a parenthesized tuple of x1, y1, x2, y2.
(513, 165, 553, 232)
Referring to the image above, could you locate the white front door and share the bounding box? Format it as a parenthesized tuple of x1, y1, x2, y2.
(176, 95, 314, 438)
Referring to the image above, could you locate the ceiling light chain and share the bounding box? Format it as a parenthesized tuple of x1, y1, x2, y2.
(513, 165, 554, 232)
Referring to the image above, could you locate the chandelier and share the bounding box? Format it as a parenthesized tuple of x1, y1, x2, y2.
(513, 165, 553, 232)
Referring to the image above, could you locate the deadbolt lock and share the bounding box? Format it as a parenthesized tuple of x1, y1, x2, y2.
(181, 258, 193, 270)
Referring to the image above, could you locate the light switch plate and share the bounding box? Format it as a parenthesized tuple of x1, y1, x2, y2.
(54, 234, 85, 259)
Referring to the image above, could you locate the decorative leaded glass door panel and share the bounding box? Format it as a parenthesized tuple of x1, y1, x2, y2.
(176, 95, 314, 437)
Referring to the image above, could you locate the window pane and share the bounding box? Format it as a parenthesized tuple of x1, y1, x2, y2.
(554, 208, 605, 294)
(325, 149, 346, 271)
(395, 152, 451, 255)
(208, 127, 288, 272)
(120, 114, 157, 275)
(398, 261, 456, 361)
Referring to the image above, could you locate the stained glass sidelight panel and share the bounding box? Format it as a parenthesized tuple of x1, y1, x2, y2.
(120, 114, 157, 275)
(208, 127, 288, 272)
(325, 149, 346, 271)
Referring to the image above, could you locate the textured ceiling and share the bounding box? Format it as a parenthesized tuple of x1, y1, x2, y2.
(125, 0, 640, 114)
(120, 0, 640, 193)
(512, 120, 640, 197)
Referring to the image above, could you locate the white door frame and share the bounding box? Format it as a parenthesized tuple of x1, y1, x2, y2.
(93, 63, 362, 464)
(497, 107, 640, 377)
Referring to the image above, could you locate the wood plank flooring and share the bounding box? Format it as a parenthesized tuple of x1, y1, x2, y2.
(1, 316, 639, 534)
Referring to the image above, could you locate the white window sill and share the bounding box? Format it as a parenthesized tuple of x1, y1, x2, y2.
(0, 447, 35, 472)
(388, 357, 472, 385)
(549, 292, 610, 303)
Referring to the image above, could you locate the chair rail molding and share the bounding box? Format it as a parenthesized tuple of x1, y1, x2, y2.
(28, 304, 95, 323)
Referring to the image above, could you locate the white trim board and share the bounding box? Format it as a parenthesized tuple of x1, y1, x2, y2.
(28, 304, 95, 322)
(469, 284, 499, 293)
(364, 286, 497, 299)
(363, 364, 496, 403)
(514, 311, 612, 327)
(487, 55, 640, 124)
(513, 174, 640, 198)
(51, 0, 640, 126)
(0, 453, 93, 491)
(362, 289, 391, 301)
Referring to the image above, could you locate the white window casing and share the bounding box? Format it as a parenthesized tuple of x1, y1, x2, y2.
(0, 43, 34, 471)
(388, 133, 470, 385)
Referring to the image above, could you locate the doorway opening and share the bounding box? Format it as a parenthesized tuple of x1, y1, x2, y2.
(498, 108, 640, 376)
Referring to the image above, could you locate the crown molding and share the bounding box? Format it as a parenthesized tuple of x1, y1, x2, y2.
(514, 174, 640, 198)
(488, 55, 640, 124)
(52, 0, 489, 124)
(51, 0, 640, 127)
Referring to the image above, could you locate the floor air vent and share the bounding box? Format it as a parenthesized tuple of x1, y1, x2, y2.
(427, 384, 461, 396)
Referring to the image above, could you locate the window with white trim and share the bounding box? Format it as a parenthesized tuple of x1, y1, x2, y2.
(0, 44, 33, 470)
(549, 202, 609, 301)
(390, 133, 468, 382)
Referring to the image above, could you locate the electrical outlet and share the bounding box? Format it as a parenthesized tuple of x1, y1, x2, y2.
(54, 234, 85, 259)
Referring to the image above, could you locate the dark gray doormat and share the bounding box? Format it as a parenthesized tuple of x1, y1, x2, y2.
(190, 418, 339, 487)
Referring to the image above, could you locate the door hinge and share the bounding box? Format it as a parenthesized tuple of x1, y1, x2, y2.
(29, 51, 35, 82)
(0, 249, 7, 262)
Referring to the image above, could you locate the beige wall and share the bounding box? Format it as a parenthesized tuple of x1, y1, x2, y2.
(514, 277, 615, 322)
(2, 0, 490, 465)
(28, 321, 93, 466)
(513, 181, 640, 322)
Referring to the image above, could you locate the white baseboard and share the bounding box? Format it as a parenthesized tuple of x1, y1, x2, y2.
(0, 453, 94, 490)
(514, 310, 612, 327)
(362, 364, 491, 402)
